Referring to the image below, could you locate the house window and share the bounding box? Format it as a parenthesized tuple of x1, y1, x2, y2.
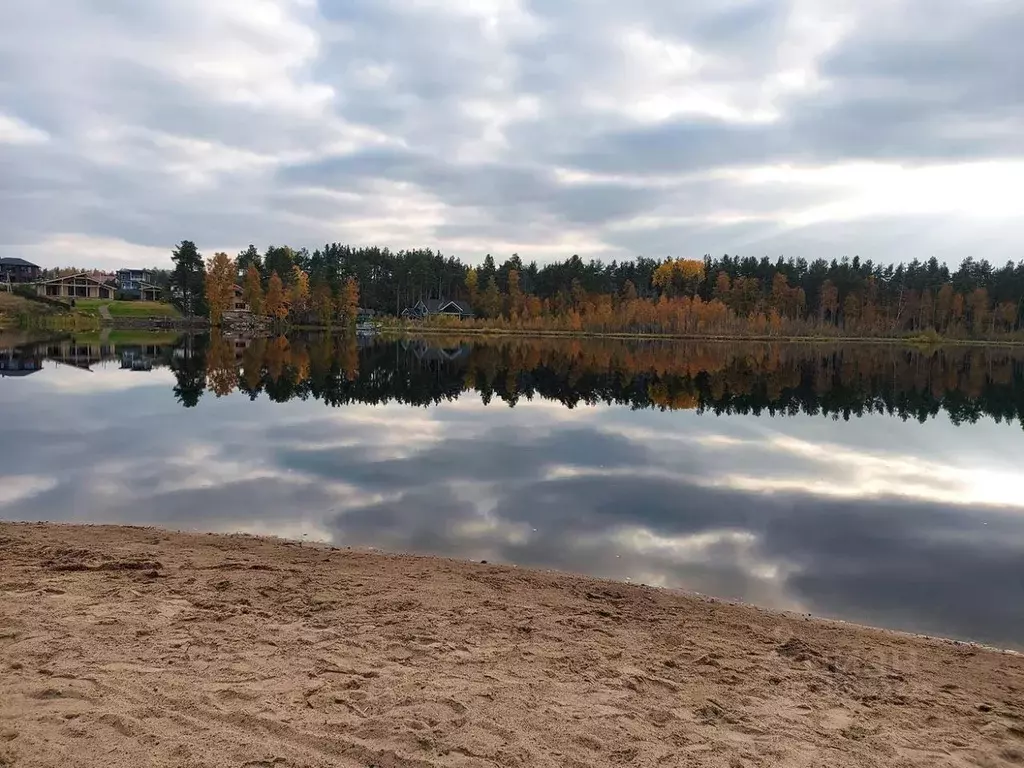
(46, 286, 60, 297)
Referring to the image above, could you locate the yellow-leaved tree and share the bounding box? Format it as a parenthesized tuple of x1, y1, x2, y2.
(464, 268, 479, 309)
(264, 271, 288, 321)
(290, 265, 310, 317)
(652, 258, 705, 298)
(243, 264, 264, 316)
(312, 284, 334, 328)
(205, 252, 237, 325)
(340, 277, 360, 326)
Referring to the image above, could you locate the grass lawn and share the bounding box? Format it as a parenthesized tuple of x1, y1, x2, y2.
(74, 299, 181, 318)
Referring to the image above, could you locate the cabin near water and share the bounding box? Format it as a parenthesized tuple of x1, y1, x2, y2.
(34, 272, 116, 300)
(401, 298, 474, 320)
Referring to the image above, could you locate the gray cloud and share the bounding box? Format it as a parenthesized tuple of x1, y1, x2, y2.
(1, 1, 1022, 267)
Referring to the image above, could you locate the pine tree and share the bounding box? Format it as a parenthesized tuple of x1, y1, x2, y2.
(236, 244, 262, 282)
(171, 240, 207, 317)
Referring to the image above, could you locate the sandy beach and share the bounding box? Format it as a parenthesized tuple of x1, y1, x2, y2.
(1, 523, 1022, 767)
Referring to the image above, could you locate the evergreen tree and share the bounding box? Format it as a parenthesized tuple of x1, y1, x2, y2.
(264, 246, 295, 286)
(170, 240, 207, 317)
(236, 244, 262, 281)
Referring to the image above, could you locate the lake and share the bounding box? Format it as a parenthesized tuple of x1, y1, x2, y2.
(2, 331, 1024, 650)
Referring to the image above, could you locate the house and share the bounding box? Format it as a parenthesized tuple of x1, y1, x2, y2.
(232, 284, 249, 312)
(137, 282, 162, 302)
(34, 272, 115, 300)
(0, 257, 41, 284)
(116, 268, 153, 294)
(41, 340, 115, 370)
(0, 345, 43, 377)
(401, 298, 474, 320)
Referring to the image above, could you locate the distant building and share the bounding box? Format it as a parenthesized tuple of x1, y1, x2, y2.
(35, 272, 115, 300)
(137, 282, 163, 302)
(0, 257, 41, 284)
(231, 284, 250, 312)
(116, 268, 153, 294)
(0, 345, 43, 377)
(401, 298, 474, 320)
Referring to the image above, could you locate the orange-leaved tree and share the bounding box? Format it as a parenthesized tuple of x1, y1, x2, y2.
(205, 252, 237, 325)
(242, 264, 264, 316)
(340, 276, 360, 326)
(290, 265, 310, 316)
(312, 283, 334, 327)
(264, 271, 288, 321)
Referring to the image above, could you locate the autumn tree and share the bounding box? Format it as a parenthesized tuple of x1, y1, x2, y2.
(653, 258, 705, 297)
(968, 288, 990, 334)
(818, 280, 839, 325)
(506, 268, 524, 319)
(464, 268, 479, 309)
(339, 276, 360, 326)
(312, 283, 334, 327)
(204, 251, 236, 326)
(996, 301, 1018, 332)
(290, 265, 310, 316)
(264, 271, 288, 321)
(713, 271, 732, 305)
(243, 264, 264, 316)
(205, 330, 239, 396)
(480, 275, 501, 318)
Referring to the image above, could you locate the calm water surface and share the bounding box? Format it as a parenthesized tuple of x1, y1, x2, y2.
(2, 332, 1024, 649)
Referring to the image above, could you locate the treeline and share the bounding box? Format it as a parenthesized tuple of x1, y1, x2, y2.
(173, 335, 1024, 427)
(160, 242, 1024, 337)
(167, 241, 361, 327)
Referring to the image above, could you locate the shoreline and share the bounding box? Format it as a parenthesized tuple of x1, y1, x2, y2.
(2, 522, 1022, 767)
(376, 325, 1024, 348)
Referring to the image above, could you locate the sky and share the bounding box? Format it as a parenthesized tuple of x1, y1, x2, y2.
(1, 0, 1023, 270)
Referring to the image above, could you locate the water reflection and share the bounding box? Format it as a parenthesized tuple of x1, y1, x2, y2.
(2, 331, 1024, 649)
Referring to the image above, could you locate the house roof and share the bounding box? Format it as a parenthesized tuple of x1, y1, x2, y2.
(35, 272, 111, 285)
(0, 257, 39, 268)
(417, 298, 474, 314)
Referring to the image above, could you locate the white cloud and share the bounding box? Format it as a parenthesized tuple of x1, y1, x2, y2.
(0, 114, 49, 145)
(0, 0, 1021, 266)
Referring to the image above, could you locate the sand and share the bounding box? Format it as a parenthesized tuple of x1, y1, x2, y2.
(0, 523, 1022, 768)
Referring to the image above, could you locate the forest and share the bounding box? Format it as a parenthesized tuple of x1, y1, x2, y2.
(168, 334, 1024, 427)
(156, 242, 1024, 338)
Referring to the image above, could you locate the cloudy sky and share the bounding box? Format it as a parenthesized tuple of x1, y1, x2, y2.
(2, 0, 1022, 270)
